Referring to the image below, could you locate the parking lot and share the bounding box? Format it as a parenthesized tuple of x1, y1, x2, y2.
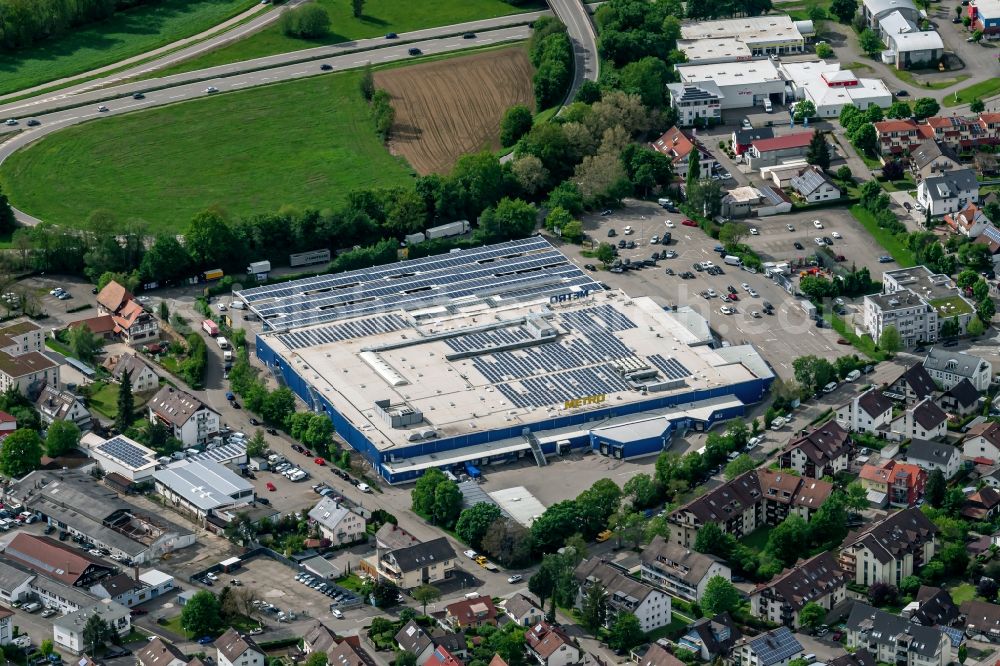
(561, 200, 853, 378)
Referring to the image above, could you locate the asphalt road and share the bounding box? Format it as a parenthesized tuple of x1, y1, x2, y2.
(0, 12, 547, 121)
(548, 0, 599, 106)
(0, 24, 533, 225)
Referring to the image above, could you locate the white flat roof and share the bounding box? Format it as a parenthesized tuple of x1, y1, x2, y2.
(892, 29, 944, 51)
(591, 396, 745, 441)
(488, 487, 547, 527)
(139, 569, 173, 587)
(678, 38, 752, 62)
(382, 439, 531, 474)
(676, 59, 783, 88)
(680, 16, 804, 44)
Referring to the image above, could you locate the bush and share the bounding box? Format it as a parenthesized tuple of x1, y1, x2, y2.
(279, 4, 330, 38)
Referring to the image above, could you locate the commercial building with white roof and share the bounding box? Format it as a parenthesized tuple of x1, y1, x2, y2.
(780, 61, 892, 117)
(153, 460, 255, 520)
(876, 8, 944, 69)
(86, 433, 158, 483)
(680, 16, 811, 55)
(236, 238, 774, 483)
(675, 59, 786, 110)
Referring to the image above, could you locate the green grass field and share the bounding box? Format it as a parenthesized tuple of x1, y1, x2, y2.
(942, 77, 1000, 107)
(850, 205, 917, 267)
(0, 0, 257, 96)
(151, 0, 541, 78)
(0, 69, 415, 231)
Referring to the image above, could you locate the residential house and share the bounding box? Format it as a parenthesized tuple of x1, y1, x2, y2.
(969, 0, 1000, 36)
(444, 596, 497, 630)
(137, 638, 189, 666)
(96, 281, 158, 346)
(640, 536, 730, 603)
(859, 460, 927, 507)
(0, 411, 15, 443)
(938, 378, 982, 417)
(943, 203, 990, 238)
(378, 537, 457, 590)
(35, 385, 92, 431)
(846, 603, 950, 666)
(790, 166, 841, 203)
(960, 599, 1000, 642)
(885, 363, 938, 405)
(744, 132, 814, 170)
(148, 386, 221, 446)
(574, 559, 673, 633)
(525, 622, 580, 666)
(749, 552, 848, 629)
(963, 421, 1000, 462)
(669, 470, 833, 547)
(327, 639, 377, 666)
(302, 621, 339, 657)
(396, 620, 436, 666)
(924, 347, 992, 391)
(424, 646, 463, 666)
(96, 282, 132, 315)
(838, 508, 938, 586)
(875, 119, 928, 156)
(307, 497, 366, 546)
(731, 127, 774, 156)
(906, 586, 959, 626)
(925, 115, 1000, 151)
(110, 354, 159, 393)
(836, 388, 894, 435)
(863, 290, 941, 349)
(68, 316, 117, 342)
(890, 398, 948, 441)
(650, 127, 716, 180)
(634, 642, 684, 666)
(667, 83, 723, 127)
(214, 629, 265, 666)
(962, 487, 1000, 520)
(730, 627, 803, 666)
(975, 224, 1000, 265)
(431, 633, 468, 663)
(504, 593, 544, 628)
(0, 606, 11, 645)
(53, 600, 131, 654)
(778, 421, 852, 477)
(0, 319, 59, 397)
(677, 613, 741, 662)
(911, 140, 963, 180)
(917, 168, 980, 216)
(904, 440, 961, 479)
(89, 572, 147, 607)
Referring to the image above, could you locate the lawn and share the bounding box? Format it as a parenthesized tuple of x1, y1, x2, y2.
(335, 573, 366, 592)
(930, 295, 974, 317)
(151, 0, 543, 78)
(0, 69, 415, 231)
(893, 68, 971, 91)
(849, 204, 917, 267)
(740, 526, 772, 552)
(0, 0, 257, 96)
(87, 382, 120, 420)
(942, 77, 1000, 107)
(951, 582, 976, 604)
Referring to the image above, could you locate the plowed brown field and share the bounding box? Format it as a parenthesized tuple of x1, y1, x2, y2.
(374, 48, 534, 175)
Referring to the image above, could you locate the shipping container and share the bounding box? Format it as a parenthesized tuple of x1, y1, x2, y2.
(289, 249, 331, 267)
(425, 220, 470, 240)
(202, 269, 224, 281)
(202, 320, 220, 336)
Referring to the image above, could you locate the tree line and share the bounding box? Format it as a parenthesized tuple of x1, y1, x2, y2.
(0, 0, 149, 50)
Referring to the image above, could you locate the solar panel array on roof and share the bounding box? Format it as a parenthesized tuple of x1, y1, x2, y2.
(96, 436, 154, 470)
(279, 314, 409, 350)
(445, 326, 534, 354)
(236, 237, 601, 331)
(497, 365, 632, 408)
(647, 354, 693, 380)
(750, 628, 802, 666)
(982, 225, 1000, 245)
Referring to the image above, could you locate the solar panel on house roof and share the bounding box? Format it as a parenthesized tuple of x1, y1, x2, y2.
(96, 436, 154, 470)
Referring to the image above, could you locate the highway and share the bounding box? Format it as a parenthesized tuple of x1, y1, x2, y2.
(0, 11, 548, 120)
(0, 24, 533, 225)
(548, 0, 599, 106)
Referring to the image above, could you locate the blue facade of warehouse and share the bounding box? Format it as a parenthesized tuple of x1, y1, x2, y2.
(256, 335, 771, 484)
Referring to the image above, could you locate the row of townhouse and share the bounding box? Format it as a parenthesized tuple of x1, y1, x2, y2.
(875, 113, 1000, 155)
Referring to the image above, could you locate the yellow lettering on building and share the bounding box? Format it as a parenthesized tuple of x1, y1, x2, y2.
(563, 394, 607, 409)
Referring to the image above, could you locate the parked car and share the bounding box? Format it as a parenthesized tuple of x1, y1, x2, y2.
(507, 574, 523, 583)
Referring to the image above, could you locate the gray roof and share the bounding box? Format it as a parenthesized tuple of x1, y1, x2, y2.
(154, 460, 253, 512)
(863, 0, 917, 17)
(574, 559, 659, 607)
(185, 442, 247, 465)
(733, 127, 774, 146)
(924, 348, 990, 379)
(922, 168, 979, 201)
(308, 496, 354, 531)
(28, 569, 99, 610)
(668, 81, 723, 102)
(112, 353, 157, 383)
(906, 439, 959, 465)
(54, 599, 130, 633)
(0, 558, 33, 592)
(846, 603, 946, 658)
(641, 536, 725, 586)
(214, 629, 263, 662)
(388, 537, 456, 573)
(790, 166, 839, 197)
(149, 386, 217, 427)
(505, 592, 542, 621)
(396, 620, 433, 655)
(743, 627, 802, 666)
(301, 555, 340, 579)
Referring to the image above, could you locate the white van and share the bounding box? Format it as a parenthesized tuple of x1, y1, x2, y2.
(763, 98, 773, 112)
(357, 483, 372, 493)
(723, 255, 742, 266)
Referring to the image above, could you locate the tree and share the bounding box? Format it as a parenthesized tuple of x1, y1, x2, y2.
(45, 420, 80, 458)
(805, 130, 830, 170)
(978, 296, 996, 325)
(622, 473, 659, 508)
(925, 468, 946, 508)
(83, 614, 112, 655)
(767, 514, 810, 566)
(184, 209, 240, 269)
(858, 28, 882, 56)
(352, 0, 364, 18)
(967, 315, 986, 337)
(39, 640, 53, 657)
(685, 150, 701, 194)
(724, 454, 757, 480)
(67, 324, 103, 363)
(878, 325, 902, 354)
(280, 4, 331, 38)
(411, 584, 441, 614)
(581, 583, 607, 631)
(411, 468, 448, 517)
(799, 602, 827, 630)
(848, 122, 879, 157)
(305, 654, 328, 666)
(868, 582, 899, 607)
(830, 0, 858, 22)
(595, 243, 616, 266)
(501, 105, 534, 147)
(369, 579, 400, 608)
(360, 63, 375, 101)
(456, 503, 503, 549)
(694, 522, 733, 558)
(971, 98, 986, 114)
(977, 577, 999, 602)
(816, 42, 833, 58)
(433, 480, 463, 529)
(719, 222, 748, 249)
(246, 430, 267, 458)
(115, 369, 134, 433)
(913, 97, 941, 120)
(529, 554, 565, 607)
(795, 101, 818, 123)
(607, 612, 644, 652)
(886, 101, 912, 119)
(973, 28, 984, 41)
(396, 654, 418, 666)
(0, 429, 42, 478)
(961, 242, 994, 271)
(959, 645, 968, 665)
(941, 542, 970, 576)
(476, 198, 537, 243)
(575, 479, 623, 537)
(482, 517, 533, 567)
(836, 165, 853, 182)
(702, 576, 741, 615)
(845, 482, 869, 512)
(140, 234, 191, 284)
(181, 590, 223, 636)
(158, 300, 170, 321)
(899, 575, 922, 595)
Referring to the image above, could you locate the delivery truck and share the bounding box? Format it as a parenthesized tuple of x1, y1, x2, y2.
(289, 249, 331, 267)
(201, 269, 224, 281)
(202, 320, 220, 336)
(216, 337, 230, 350)
(425, 220, 470, 240)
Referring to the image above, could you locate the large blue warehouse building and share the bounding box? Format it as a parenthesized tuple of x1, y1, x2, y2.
(235, 237, 774, 484)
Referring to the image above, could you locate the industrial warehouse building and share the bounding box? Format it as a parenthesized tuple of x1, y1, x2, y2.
(234, 238, 775, 484)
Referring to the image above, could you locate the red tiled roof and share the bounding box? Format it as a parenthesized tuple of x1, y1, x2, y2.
(650, 127, 696, 162)
(875, 120, 918, 133)
(752, 131, 813, 152)
(3, 533, 111, 585)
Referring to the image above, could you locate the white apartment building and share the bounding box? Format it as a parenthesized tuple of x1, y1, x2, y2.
(923, 348, 993, 391)
(0, 320, 59, 397)
(666, 83, 723, 126)
(148, 386, 220, 446)
(215, 629, 265, 666)
(863, 289, 939, 348)
(53, 600, 131, 654)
